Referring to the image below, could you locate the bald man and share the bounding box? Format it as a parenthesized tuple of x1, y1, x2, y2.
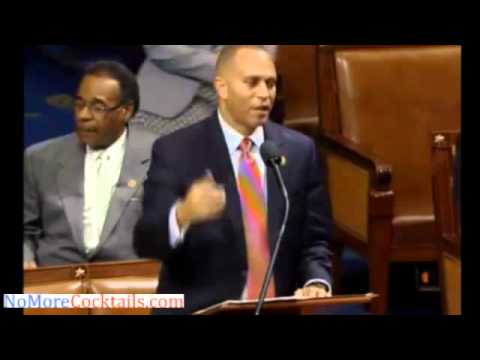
(135, 45, 278, 137)
(134, 45, 333, 315)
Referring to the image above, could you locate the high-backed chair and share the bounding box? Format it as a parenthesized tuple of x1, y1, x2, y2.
(275, 45, 318, 130)
(313, 45, 461, 313)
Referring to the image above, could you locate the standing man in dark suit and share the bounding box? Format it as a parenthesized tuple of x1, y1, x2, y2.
(135, 45, 278, 137)
(135, 46, 333, 314)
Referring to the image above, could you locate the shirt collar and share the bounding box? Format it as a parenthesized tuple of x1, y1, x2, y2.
(217, 110, 265, 156)
(86, 129, 127, 161)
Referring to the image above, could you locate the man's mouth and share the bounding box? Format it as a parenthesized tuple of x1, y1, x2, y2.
(77, 127, 97, 133)
(253, 106, 271, 112)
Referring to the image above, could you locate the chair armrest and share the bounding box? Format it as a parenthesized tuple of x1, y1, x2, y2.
(317, 131, 393, 191)
(316, 132, 394, 244)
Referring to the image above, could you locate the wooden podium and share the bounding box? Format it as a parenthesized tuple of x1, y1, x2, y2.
(23, 260, 161, 315)
(194, 293, 377, 315)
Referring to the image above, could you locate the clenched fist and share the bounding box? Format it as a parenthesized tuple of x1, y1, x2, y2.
(176, 172, 226, 227)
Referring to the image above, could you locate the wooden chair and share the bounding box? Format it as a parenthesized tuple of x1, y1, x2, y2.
(319, 45, 461, 313)
(284, 45, 461, 313)
(275, 45, 318, 128)
(431, 131, 461, 315)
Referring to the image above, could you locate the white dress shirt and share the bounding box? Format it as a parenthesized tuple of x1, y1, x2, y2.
(83, 130, 126, 253)
(168, 112, 331, 295)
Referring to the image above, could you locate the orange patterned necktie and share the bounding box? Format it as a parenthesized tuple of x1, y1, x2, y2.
(237, 138, 276, 300)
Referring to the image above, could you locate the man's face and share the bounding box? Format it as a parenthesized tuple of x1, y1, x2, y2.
(216, 48, 277, 135)
(74, 75, 131, 149)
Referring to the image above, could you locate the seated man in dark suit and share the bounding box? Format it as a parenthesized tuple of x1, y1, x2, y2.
(24, 61, 158, 269)
(134, 45, 333, 314)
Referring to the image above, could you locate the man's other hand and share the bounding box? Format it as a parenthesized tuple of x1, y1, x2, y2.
(23, 261, 38, 270)
(177, 172, 226, 227)
(294, 284, 331, 298)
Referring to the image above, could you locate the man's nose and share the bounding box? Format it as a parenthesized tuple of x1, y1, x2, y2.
(76, 106, 93, 121)
(256, 81, 270, 100)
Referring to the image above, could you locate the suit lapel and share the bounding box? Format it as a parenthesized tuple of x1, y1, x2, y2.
(57, 136, 87, 253)
(205, 116, 247, 262)
(203, 117, 288, 266)
(264, 122, 287, 254)
(96, 128, 150, 250)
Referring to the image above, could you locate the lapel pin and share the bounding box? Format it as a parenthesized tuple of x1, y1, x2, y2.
(128, 179, 137, 189)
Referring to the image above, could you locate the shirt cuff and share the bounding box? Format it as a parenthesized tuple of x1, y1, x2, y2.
(23, 241, 36, 262)
(304, 279, 332, 295)
(168, 202, 189, 248)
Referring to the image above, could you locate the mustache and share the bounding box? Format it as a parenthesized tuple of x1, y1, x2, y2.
(76, 125, 97, 132)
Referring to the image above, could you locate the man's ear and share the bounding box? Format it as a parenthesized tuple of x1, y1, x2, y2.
(122, 103, 134, 124)
(214, 76, 228, 101)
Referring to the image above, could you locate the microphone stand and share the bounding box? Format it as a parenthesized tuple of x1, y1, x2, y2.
(255, 161, 290, 315)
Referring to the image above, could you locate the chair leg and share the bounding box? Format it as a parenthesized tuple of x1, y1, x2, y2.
(368, 218, 393, 315)
(440, 252, 462, 315)
(368, 255, 390, 314)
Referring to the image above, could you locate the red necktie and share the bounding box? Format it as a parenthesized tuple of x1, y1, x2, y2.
(237, 138, 276, 300)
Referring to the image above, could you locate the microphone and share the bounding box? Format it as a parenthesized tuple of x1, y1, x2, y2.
(260, 141, 287, 167)
(255, 141, 290, 315)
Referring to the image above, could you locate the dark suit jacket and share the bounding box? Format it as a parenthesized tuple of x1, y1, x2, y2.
(134, 115, 333, 314)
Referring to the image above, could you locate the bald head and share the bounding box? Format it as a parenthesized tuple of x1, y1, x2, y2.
(215, 45, 273, 76)
(214, 45, 277, 136)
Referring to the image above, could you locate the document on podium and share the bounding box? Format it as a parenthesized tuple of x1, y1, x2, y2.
(194, 293, 377, 315)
